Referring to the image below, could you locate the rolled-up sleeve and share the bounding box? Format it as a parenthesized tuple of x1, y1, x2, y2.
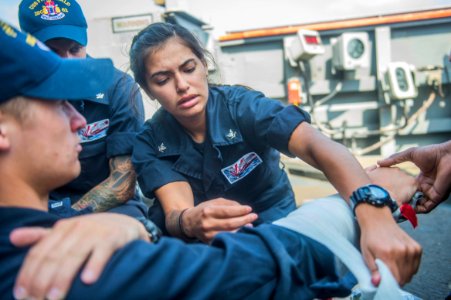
(231, 87, 311, 156)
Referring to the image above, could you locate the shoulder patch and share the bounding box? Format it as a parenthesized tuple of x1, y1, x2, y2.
(221, 152, 262, 184)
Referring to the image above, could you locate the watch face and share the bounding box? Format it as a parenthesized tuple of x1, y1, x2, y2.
(351, 184, 396, 214)
(347, 38, 365, 59)
(369, 185, 389, 198)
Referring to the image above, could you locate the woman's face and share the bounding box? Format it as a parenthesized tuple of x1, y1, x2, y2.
(144, 37, 209, 122)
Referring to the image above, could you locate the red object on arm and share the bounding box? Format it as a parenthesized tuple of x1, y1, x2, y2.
(400, 204, 418, 228)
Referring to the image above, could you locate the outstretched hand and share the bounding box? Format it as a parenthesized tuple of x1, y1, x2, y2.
(182, 198, 258, 243)
(378, 142, 451, 213)
(11, 213, 150, 300)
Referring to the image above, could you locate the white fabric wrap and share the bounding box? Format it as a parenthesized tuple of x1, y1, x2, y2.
(273, 194, 404, 300)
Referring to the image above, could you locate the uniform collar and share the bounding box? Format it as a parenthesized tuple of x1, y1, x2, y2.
(82, 55, 110, 104)
(152, 86, 243, 157)
(205, 86, 243, 146)
(150, 109, 191, 157)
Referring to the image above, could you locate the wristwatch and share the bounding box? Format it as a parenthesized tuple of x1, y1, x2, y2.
(350, 184, 398, 215)
(136, 217, 162, 243)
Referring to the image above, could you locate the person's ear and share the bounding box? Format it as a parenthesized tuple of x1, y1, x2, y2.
(0, 121, 11, 151)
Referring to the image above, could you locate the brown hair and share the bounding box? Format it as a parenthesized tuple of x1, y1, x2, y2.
(130, 22, 216, 95)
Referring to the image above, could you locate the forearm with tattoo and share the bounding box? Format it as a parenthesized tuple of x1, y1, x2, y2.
(72, 155, 137, 212)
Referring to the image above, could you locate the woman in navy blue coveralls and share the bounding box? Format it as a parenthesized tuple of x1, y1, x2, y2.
(130, 22, 416, 262)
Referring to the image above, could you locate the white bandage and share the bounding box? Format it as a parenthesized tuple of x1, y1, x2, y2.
(274, 194, 404, 300)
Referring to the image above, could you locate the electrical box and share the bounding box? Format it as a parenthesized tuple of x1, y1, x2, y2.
(288, 29, 325, 61)
(332, 32, 370, 71)
(385, 62, 417, 100)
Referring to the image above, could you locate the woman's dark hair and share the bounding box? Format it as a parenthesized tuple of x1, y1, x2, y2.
(130, 22, 215, 94)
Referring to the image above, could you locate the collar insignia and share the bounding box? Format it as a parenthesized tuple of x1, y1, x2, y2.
(158, 143, 167, 153)
(226, 129, 237, 140)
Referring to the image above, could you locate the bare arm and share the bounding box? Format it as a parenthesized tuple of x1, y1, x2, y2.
(157, 181, 194, 239)
(72, 155, 136, 212)
(288, 122, 371, 200)
(156, 181, 257, 242)
(288, 122, 421, 286)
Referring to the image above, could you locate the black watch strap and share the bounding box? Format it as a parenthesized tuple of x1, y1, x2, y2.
(136, 217, 162, 243)
(350, 184, 398, 215)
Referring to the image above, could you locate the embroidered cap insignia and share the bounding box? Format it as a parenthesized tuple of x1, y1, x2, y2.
(41, 0, 65, 21)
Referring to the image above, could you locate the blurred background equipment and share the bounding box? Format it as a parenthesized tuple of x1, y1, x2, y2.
(288, 29, 325, 63)
(217, 9, 450, 158)
(332, 32, 370, 71)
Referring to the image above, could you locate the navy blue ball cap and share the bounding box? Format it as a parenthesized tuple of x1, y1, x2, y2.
(19, 0, 87, 45)
(0, 21, 114, 103)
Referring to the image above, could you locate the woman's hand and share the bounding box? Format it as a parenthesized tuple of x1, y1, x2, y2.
(360, 166, 422, 285)
(356, 205, 422, 286)
(11, 213, 149, 300)
(182, 198, 258, 243)
(289, 123, 422, 286)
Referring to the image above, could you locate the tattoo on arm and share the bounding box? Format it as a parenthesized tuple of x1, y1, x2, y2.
(72, 155, 137, 212)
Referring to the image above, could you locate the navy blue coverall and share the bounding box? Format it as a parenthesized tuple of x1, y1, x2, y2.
(0, 207, 353, 299)
(133, 85, 311, 232)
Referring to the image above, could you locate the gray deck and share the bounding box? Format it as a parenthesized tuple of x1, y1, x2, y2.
(402, 202, 451, 299)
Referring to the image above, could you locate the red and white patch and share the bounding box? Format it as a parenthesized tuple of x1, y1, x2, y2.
(221, 152, 262, 184)
(78, 119, 109, 143)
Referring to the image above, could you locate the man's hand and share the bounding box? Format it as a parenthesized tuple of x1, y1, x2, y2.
(11, 213, 149, 300)
(356, 205, 422, 286)
(378, 141, 451, 213)
(365, 166, 418, 206)
(182, 198, 258, 243)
